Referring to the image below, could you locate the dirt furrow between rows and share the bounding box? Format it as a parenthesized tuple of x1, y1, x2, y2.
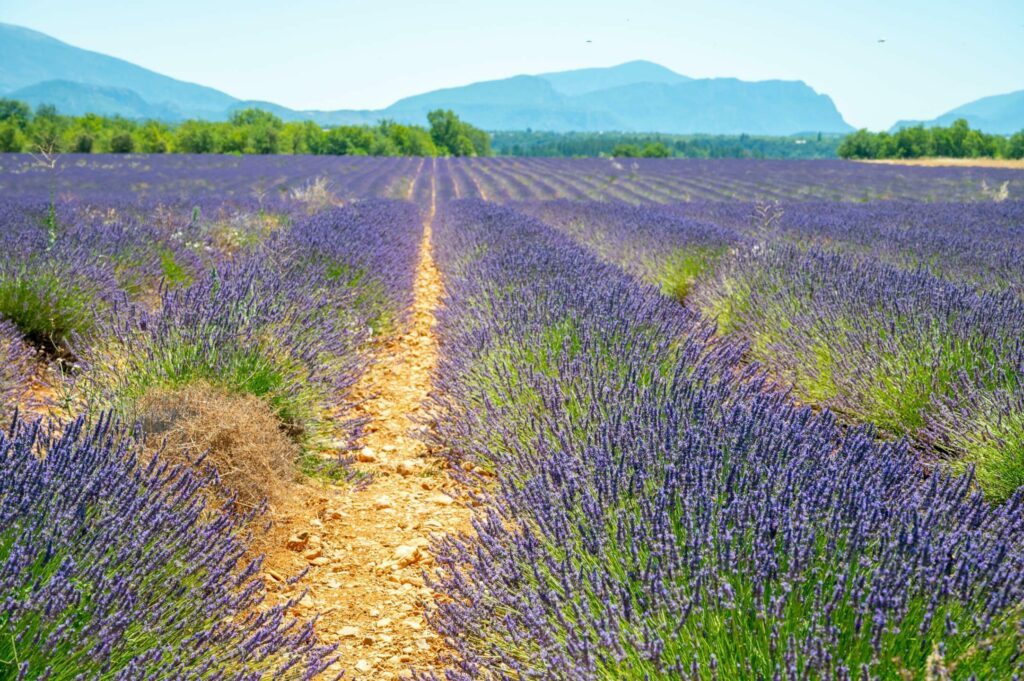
(262, 165, 469, 679)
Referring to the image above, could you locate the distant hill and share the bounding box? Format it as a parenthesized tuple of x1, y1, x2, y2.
(0, 23, 237, 119)
(0, 22, 852, 134)
(539, 60, 691, 96)
(363, 71, 851, 134)
(891, 90, 1024, 134)
(7, 79, 181, 119)
(569, 78, 851, 135)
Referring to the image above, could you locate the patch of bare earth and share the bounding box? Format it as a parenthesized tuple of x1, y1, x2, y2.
(259, 171, 470, 679)
(859, 158, 1024, 169)
(21, 361, 60, 420)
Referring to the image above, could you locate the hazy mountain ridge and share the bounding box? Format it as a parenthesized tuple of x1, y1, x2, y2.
(0, 23, 235, 119)
(7, 79, 182, 119)
(34, 21, 1024, 134)
(891, 90, 1024, 135)
(539, 60, 691, 96)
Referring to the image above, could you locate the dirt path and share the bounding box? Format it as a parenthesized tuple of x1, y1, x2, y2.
(261, 165, 469, 679)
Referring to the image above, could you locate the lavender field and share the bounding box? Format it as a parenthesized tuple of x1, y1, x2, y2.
(2, 155, 1024, 680)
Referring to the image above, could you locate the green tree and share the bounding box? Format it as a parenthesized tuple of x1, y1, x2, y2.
(174, 120, 217, 153)
(218, 126, 248, 154)
(30, 104, 66, 155)
(1007, 131, 1024, 160)
(324, 126, 380, 155)
(641, 142, 671, 158)
(382, 121, 438, 156)
(109, 133, 135, 153)
(892, 126, 932, 158)
(0, 99, 32, 128)
(73, 133, 94, 153)
(0, 120, 25, 152)
(229, 108, 285, 128)
(228, 108, 284, 154)
(138, 121, 171, 153)
(247, 124, 281, 154)
(463, 125, 491, 156)
(427, 109, 484, 157)
(612, 143, 641, 158)
(937, 118, 971, 157)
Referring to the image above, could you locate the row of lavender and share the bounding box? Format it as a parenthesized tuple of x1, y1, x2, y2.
(437, 158, 1023, 203)
(0, 196, 422, 677)
(3, 156, 1021, 205)
(0, 154, 422, 205)
(524, 199, 1024, 502)
(670, 200, 1024, 297)
(422, 200, 1024, 679)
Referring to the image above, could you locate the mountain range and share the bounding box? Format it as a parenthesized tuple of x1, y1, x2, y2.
(890, 90, 1024, 135)
(1, 22, 1021, 135)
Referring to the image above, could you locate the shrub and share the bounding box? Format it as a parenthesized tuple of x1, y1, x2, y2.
(0, 413, 339, 678)
(929, 361, 1024, 501)
(0, 256, 119, 352)
(423, 201, 1024, 679)
(0, 200, 202, 353)
(693, 243, 1024, 443)
(281, 201, 422, 335)
(523, 200, 739, 303)
(137, 382, 299, 510)
(109, 132, 135, 153)
(76, 258, 369, 451)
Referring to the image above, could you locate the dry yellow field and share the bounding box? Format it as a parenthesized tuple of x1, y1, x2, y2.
(859, 158, 1024, 169)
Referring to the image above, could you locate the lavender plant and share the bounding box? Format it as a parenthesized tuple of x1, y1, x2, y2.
(692, 244, 1024, 461)
(520, 200, 740, 301)
(0, 203, 121, 352)
(75, 257, 369, 449)
(280, 200, 423, 335)
(0, 413, 339, 679)
(928, 354, 1024, 500)
(761, 201, 1024, 298)
(422, 201, 1024, 679)
(0, 199, 204, 354)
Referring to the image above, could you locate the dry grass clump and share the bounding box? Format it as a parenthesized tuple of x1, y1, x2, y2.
(208, 211, 289, 255)
(289, 176, 340, 214)
(137, 383, 298, 510)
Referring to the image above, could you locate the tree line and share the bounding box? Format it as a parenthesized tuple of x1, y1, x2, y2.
(3, 98, 1022, 161)
(838, 119, 1024, 160)
(490, 130, 844, 159)
(0, 100, 491, 157)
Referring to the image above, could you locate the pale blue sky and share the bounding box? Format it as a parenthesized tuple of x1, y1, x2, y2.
(1, 0, 1022, 129)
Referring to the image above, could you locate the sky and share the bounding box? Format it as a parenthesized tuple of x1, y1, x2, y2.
(1, 0, 1022, 130)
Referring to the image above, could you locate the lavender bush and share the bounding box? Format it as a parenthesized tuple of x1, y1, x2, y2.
(0, 414, 339, 679)
(422, 201, 1024, 679)
(0, 203, 122, 352)
(519, 200, 741, 301)
(0, 198, 207, 356)
(281, 199, 423, 334)
(691, 243, 1024, 494)
(75, 257, 369, 449)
